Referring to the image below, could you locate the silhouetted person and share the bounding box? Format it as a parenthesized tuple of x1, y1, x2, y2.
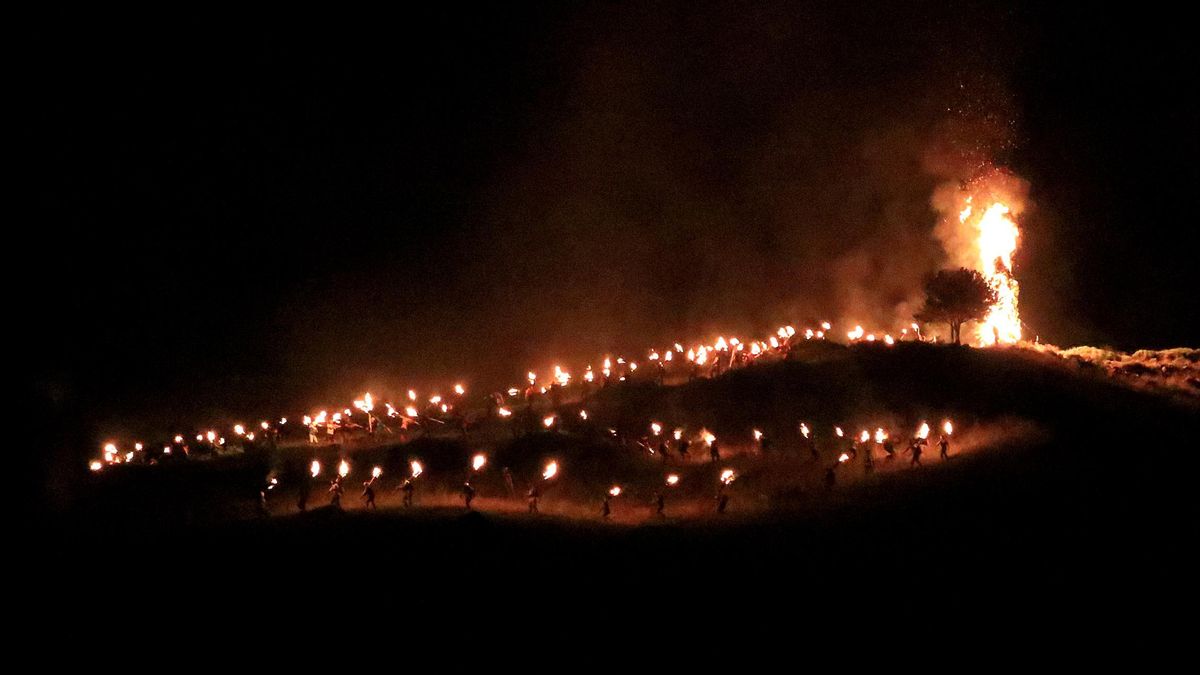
(361, 481, 376, 510)
(601, 494, 612, 519)
(258, 487, 269, 518)
(864, 445, 874, 474)
(654, 492, 666, 517)
(502, 466, 515, 498)
(883, 438, 896, 461)
(807, 436, 819, 461)
(462, 481, 476, 510)
(824, 467, 837, 489)
(709, 441, 720, 463)
(938, 435, 950, 460)
(298, 476, 311, 512)
(716, 492, 729, 514)
(678, 440, 690, 459)
(908, 440, 923, 466)
(527, 486, 540, 513)
(329, 478, 344, 508)
(400, 479, 414, 507)
(658, 440, 669, 462)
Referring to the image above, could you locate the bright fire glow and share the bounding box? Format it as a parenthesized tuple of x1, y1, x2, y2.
(719, 469, 736, 485)
(943, 420, 954, 435)
(916, 422, 930, 440)
(957, 195, 1022, 345)
(338, 460, 350, 478)
(472, 454, 487, 471)
(542, 460, 558, 480)
(310, 460, 321, 477)
(371, 466, 383, 479)
(410, 461, 424, 478)
(609, 486, 622, 497)
(665, 474, 680, 486)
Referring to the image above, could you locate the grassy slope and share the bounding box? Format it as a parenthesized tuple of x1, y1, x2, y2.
(40, 344, 1198, 625)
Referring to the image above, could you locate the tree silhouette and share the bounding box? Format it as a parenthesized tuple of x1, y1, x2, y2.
(915, 268, 998, 345)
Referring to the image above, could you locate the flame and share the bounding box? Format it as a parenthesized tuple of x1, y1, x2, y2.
(838, 452, 851, 463)
(260, 421, 270, 430)
(543, 415, 556, 428)
(800, 422, 810, 438)
(408, 389, 417, 401)
(579, 409, 588, 420)
(354, 393, 374, 413)
(651, 422, 662, 435)
(859, 430, 870, 443)
(753, 429, 763, 441)
(974, 202, 1022, 345)
(498, 406, 513, 417)
(410, 460, 424, 478)
(338, 460, 350, 478)
(673, 428, 683, 440)
(874, 428, 887, 443)
(719, 469, 736, 485)
(916, 422, 930, 440)
(405, 406, 419, 418)
(542, 460, 558, 480)
(454, 384, 465, 395)
(701, 430, 716, 445)
(89, 460, 103, 472)
(848, 325, 864, 341)
(943, 420, 954, 435)
(665, 474, 680, 486)
(472, 454, 487, 471)
(609, 485, 622, 497)
(234, 424, 245, 436)
(173, 435, 183, 443)
(835, 426, 844, 438)
(310, 460, 321, 477)
(371, 466, 383, 479)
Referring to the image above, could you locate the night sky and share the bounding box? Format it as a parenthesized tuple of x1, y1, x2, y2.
(28, 3, 1198, 441)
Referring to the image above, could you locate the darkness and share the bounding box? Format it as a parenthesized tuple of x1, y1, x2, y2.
(27, 2, 1198, 444)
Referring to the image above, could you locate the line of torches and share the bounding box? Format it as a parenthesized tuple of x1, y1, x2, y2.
(90, 318, 935, 471)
